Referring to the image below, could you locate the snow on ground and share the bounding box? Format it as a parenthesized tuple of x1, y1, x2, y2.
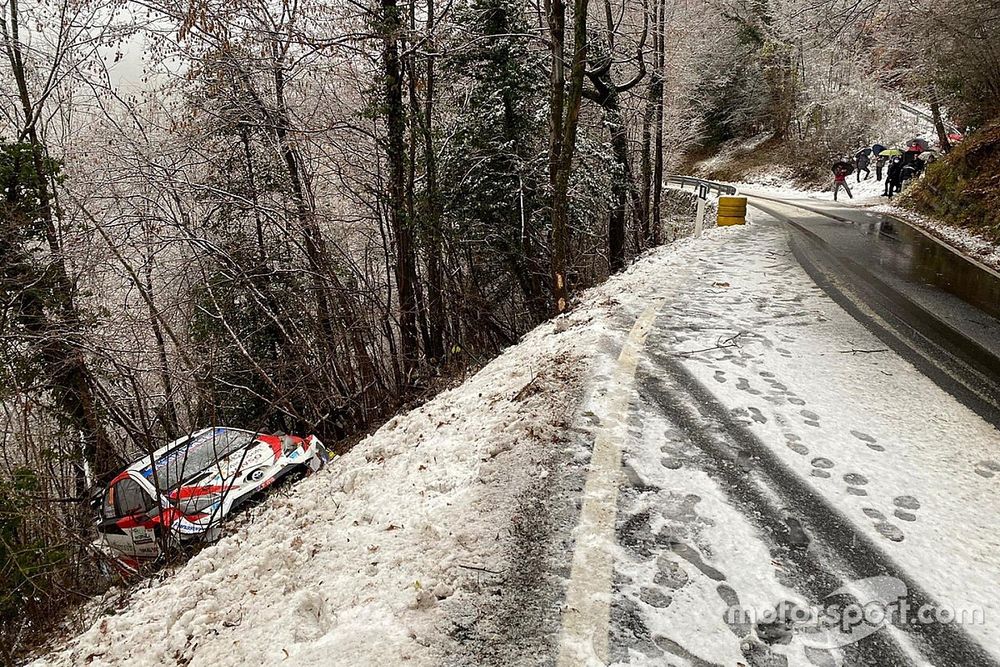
(606, 219, 1000, 663)
(34, 205, 1000, 665)
(691, 133, 771, 176)
(29, 275, 617, 666)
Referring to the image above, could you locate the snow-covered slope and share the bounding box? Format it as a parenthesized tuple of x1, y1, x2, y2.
(30, 232, 715, 667)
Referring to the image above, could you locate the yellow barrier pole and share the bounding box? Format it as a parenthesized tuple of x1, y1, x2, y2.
(717, 195, 747, 226)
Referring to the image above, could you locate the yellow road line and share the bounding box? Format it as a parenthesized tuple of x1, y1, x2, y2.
(557, 304, 660, 666)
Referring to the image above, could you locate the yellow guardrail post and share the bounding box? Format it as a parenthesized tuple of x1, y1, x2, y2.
(717, 195, 747, 226)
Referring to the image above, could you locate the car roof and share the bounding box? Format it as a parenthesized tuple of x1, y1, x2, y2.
(123, 427, 258, 476)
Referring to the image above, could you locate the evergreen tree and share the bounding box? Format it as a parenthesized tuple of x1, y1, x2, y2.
(440, 0, 549, 324)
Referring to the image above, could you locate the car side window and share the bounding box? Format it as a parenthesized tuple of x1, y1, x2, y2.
(102, 487, 116, 520)
(114, 479, 154, 517)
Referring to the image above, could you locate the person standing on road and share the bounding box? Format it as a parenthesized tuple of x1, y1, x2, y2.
(856, 152, 871, 182)
(884, 157, 903, 197)
(875, 154, 887, 181)
(832, 160, 854, 201)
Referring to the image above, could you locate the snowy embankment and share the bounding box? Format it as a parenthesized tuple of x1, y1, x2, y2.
(36, 325, 591, 664)
(30, 231, 712, 667)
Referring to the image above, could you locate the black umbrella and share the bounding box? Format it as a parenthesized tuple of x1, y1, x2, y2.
(832, 160, 854, 175)
(855, 148, 872, 159)
(872, 143, 886, 155)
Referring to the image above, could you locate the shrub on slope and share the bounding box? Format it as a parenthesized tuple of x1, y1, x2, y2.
(905, 123, 1000, 243)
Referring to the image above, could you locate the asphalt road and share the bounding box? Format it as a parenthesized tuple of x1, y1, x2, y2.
(744, 192, 1000, 431)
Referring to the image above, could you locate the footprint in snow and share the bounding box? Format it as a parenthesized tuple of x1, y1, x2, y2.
(659, 537, 726, 582)
(843, 473, 869, 496)
(859, 502, 907, 542)
(748, 407, 768, 424)
(784, 434, 808, 456)
(639, 587, 672, 609)
(893, 495, 921, 522)
(717, 583, 751, 638)
(661, 456, 683, 470)
(850, 429, 885, 452)
(974, 460, 1000, 479)
(736, 377, 762, 395)
(874, 522, 905, 542)
(714, 370, 727, 383)
(785, 440, 809, 456)
(777, 347, 793, 358)
(653, 555, 690, 590)
(810, 457, 834, 478)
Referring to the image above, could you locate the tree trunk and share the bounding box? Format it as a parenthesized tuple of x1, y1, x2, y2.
(606, 101, 637, 272)
(650, 0, 665, 246)
(3, 0, 123, 485)
(405, 5, 432, 360)
(422, 0, 446, 361)
(639, 0, 654, 248)
(546, 0, 589, 314)
(930, 91, 952, 153)
(382, 0, 420, 376)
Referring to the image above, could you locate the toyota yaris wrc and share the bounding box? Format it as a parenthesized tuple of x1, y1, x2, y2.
(92, 427, 329, 572)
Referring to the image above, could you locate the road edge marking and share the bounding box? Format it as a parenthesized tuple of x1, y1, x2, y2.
(556, 304, 660, 666)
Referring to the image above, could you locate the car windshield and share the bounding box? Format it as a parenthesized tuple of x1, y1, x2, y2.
(141, 429, 253, 491)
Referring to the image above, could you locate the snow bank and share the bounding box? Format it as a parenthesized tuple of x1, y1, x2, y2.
(33, 313, 594, 665)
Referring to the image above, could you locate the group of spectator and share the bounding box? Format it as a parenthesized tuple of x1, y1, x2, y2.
(830, 139, 935, 201)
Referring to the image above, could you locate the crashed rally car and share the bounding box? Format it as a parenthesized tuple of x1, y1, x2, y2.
(93, 427, 329, 572)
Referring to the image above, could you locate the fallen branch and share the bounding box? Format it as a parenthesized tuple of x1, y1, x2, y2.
(837, 348, 889, 355)
(512, 373, 541, 401)
(458, 563, 502, 575)
(675, 332, 747, 357)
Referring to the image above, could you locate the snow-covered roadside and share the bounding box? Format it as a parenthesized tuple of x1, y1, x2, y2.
(29, 223, 722, 667)
(32, 310, 595, 666)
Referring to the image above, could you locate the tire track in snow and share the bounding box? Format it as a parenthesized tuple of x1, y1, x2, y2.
(636, 343, 999, 667)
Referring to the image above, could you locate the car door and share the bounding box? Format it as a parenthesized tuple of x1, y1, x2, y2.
(97, 477, 160, 560)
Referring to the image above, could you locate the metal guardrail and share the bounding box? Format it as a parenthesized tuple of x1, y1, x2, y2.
(662, 175, 742, 236)
(664, 175, 739, 198)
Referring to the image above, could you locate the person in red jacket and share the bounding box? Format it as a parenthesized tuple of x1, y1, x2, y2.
(832, 159, 854, 201)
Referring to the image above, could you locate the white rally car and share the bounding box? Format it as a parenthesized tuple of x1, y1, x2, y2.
(92, 427, 330, 572)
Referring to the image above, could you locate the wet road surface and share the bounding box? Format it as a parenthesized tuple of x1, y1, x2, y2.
(745, 192, 1000, 429)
